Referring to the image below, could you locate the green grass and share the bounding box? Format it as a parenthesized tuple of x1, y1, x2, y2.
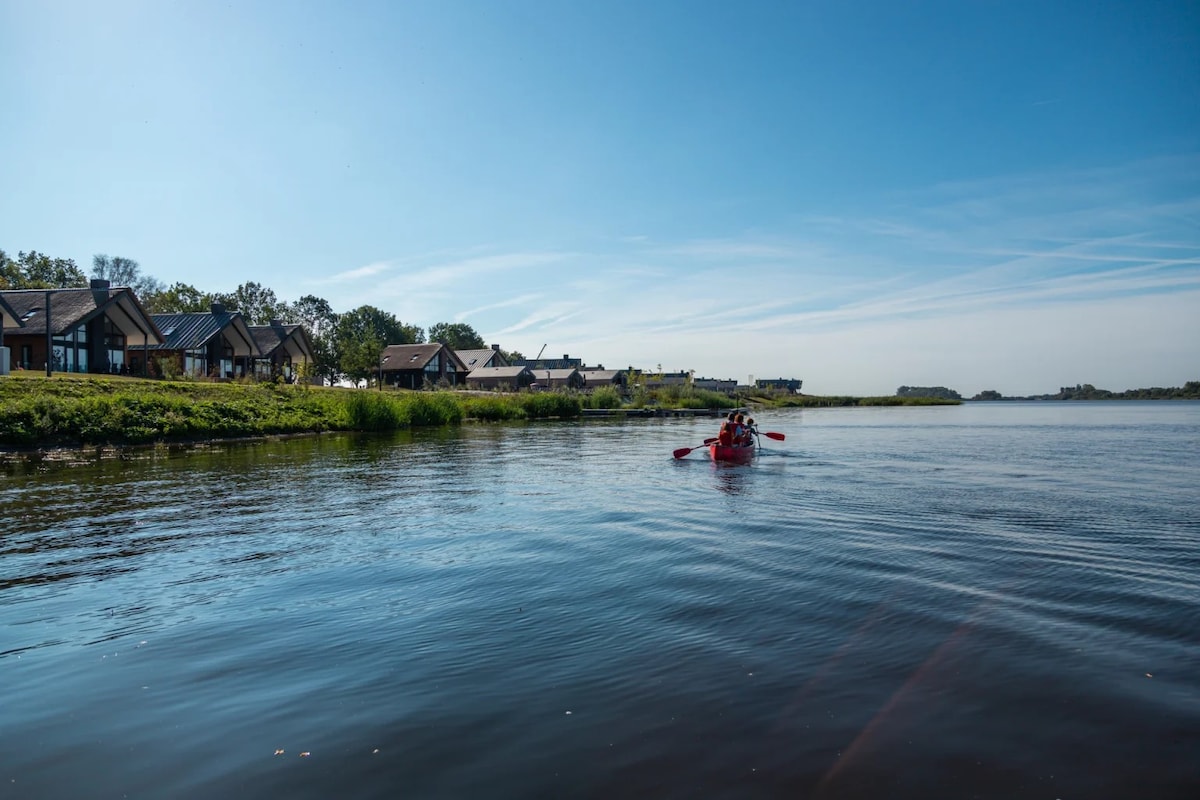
(0, 373, 580, 447)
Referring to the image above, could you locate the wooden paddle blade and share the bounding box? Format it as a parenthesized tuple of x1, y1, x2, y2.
(764, 431, 786, 441)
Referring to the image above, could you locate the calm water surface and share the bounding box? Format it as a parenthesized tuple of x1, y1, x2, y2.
(2, 403, 1198, 798)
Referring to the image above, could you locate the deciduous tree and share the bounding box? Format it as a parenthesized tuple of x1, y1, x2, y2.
(427, 321, 485, 350)
(0, 250, 88, 288)
(334, 305, 424, 386)
(141, 282, 214, 314)
(91, 254, 164, 298)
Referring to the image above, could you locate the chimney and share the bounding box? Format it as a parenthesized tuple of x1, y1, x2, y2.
(90, 278, 111, 303)
(269, 319, 283, 328)
(211, 302, 225, 315)
(563, 354, 569, 360)
(491, 344, 500, 351)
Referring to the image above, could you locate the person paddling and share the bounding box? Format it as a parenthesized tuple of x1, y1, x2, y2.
(717, 411, 737, 446)
(734, 413, 751, 447)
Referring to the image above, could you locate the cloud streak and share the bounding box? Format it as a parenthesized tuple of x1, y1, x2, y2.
(317, 154, 1198, 393)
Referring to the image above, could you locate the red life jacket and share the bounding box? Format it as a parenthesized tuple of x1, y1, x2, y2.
(717, 421, 735, 446)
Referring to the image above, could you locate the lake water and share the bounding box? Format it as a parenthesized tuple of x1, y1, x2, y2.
(2, 402, 1198, 798)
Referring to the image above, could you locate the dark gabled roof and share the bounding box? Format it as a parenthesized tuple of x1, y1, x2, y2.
(580, 370, 623, 382)
(467, 365, 533, 380)
(249, 326, 284, 356)
(0, 286, 163, 345)
(247, 323, 314, 361)
(380, 343, 468, 372)
(454, 348, 507, 370)
(544, 368, 580, 380)
(150, 310, 260, 356)
(0, 294, 23, 329)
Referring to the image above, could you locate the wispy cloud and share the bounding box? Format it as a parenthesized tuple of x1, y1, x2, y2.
(313, 154, 1198, 394)
(315, 260, 394, 283)
(455, 293, 543, 321)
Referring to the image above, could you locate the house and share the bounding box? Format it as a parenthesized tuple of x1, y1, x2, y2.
(514, 353, 583, 370)
(248, 320, 315, 382)
(149, 303, 261, 379)
(466, 365, 535, 391)
(643, 370, 691, 386)
(538, 368, 585, 390)
(693, 377, 738, 393)
(0, 280, 164, 375)
(454, 344, 509, 371)
(579, 369, 627, 391)
(756, 378, 803, 394)
(380, 343, 467, 389)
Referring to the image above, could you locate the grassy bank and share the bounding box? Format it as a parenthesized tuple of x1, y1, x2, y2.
(0, 374, 582, 448)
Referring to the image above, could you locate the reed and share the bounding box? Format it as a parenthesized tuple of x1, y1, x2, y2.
(0, 374, 582, 447)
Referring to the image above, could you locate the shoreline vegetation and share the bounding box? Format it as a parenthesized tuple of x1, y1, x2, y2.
(1, 373, 1195, 454)
(0, 373, 959, 452)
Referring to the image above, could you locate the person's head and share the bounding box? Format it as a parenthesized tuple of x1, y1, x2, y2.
(736, 413, 745, 423)
(747, 418, 755, 426)
(727, 412, 736, 421)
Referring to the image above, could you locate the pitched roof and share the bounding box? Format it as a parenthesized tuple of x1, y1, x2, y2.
(544, 368, 580, 379)
(0, 286, 163, 345)
(248, 323, 313, 361)
(380, 343, 468, 372)
(150, 310, 260, 356)
(454, 348, 507, 369)
(580, 370, 622, 382)
(467, 365, 532, 379)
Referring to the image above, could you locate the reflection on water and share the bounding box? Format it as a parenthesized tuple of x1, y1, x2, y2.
(2, 405, 1199, 798)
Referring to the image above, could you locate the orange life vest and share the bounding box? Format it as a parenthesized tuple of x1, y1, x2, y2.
(717, 421, 735, 446)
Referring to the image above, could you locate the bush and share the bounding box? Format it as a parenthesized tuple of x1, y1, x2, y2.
(585, 386, 623, 409)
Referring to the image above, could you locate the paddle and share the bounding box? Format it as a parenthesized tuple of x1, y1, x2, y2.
(673, 438, 717, 459)
(763, 431, 785, 441)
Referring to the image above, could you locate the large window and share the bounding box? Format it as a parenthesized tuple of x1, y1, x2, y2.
(220, 342, 235, 378)
(104, 319, 125, 373)
(184, 350, 206, 376)
(51, 325, 88, 373)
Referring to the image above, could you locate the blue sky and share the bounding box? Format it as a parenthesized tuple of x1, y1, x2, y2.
(2, 0, 1197, 395)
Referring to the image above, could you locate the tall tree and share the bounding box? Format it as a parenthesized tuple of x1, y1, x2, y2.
(91, 253, 164, 298)
(333, 305, 423, 386)
(1, 250, 88, 288)
(215, 281, 286, 325)
(0, 249, 17, 288)
(141, 282, 214, 314)
(427, 321, 486, 351)
(281, 295, 340, 385)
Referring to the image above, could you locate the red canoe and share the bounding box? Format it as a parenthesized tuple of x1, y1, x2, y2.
(709, 443, 755, 464)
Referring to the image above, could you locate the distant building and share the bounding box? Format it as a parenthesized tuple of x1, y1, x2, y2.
(693, 377, 737, 392)
(455, 344, 509, 371)
(2, 280, 164, 376)
(247, 320, 315, 382)
(579, 369, 627, 391)
(756, 378, 803, 394)
(539, 368, 585, 390)
(380, 343, 467, 389)
(466, 365, 535, 391)
(151, 303, 261, 379)
(514, 353, 582, 370)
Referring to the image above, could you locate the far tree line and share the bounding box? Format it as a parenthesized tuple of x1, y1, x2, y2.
(1, 248, 521, 386)
(898, 384, 1200, 401)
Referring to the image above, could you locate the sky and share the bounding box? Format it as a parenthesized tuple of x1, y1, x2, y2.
(2, 0, 1198, 396)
